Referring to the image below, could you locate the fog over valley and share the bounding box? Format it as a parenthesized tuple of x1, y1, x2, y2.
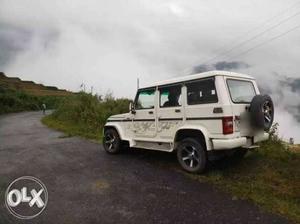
(1, 0, 299, 142)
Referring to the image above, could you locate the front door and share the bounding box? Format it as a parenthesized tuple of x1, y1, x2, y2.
(133, 88, 156, 138)
(157, 84, 183, 140)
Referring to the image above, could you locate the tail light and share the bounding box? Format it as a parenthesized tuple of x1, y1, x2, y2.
(222, 116, 233, 135)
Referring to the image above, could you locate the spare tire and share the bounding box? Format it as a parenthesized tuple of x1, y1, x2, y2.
(249, 95, 274, 131)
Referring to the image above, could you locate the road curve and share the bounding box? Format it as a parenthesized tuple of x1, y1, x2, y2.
(0, 112, 289, 224)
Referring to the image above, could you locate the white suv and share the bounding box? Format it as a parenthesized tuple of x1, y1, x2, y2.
(103, 71, 274, 173)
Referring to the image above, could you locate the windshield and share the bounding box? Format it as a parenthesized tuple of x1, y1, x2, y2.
(227, 79, 256, 103)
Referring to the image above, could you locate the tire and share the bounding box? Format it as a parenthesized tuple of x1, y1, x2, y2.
(250, 94, 274, 131)
(103, 129, 122, 154)
(176, 138, 207, 173)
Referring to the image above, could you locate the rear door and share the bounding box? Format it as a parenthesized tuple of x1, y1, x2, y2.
(226, 78, 258, 136)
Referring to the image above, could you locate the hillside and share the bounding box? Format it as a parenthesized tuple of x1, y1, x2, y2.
(0, 72, 72, 96)
(0, 72, 73, 114)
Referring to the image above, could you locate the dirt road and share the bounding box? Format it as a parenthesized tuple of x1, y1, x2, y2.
(0, 112, 289, 224)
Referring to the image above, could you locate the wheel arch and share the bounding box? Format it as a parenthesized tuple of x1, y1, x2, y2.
(173, 126, 212, 151)
(104, 123, 124, 139)
(104, 123, 131, 146)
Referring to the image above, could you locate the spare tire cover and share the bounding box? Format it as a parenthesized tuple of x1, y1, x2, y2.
(250, 95, 274, 131)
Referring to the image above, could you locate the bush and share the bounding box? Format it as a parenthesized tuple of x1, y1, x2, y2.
(46, 92, 130, 139)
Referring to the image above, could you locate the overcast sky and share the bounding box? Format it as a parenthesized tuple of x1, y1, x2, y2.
(0, 0, 300, 141)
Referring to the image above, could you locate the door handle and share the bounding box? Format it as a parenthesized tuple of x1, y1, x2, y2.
(175, 109, 181, 113)
(148, 111, 153, 114)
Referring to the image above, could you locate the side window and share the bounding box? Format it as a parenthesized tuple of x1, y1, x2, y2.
(187, 78, 218, 105)
(159, 85, 182, 107)
(135, 89, 155, 109)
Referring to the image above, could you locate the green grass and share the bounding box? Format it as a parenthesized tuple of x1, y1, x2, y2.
(0, 85, 66, 114)
(42, 92, 130, 142)
(42, 115, 102, 141)
(185, 139, 300, 223)
(0, 72, 72, 115)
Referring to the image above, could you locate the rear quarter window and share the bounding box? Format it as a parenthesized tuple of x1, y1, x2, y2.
(227, 79, 256, 103)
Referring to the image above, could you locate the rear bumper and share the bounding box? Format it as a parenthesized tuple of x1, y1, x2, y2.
(212, 132, 269, 150)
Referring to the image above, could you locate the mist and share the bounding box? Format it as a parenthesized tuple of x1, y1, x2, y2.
(0, 0, 299, 142)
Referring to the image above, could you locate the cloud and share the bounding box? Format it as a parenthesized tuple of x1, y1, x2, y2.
(193, 61, 250, 73)
(255, 72, 300, 143)
(214, 61, 250, 70)
(0, 23, 32, 67)
(260, 74, 300, 124)
(0, 0, 299, 142)
(192, 64, 211, 73)
(275, 107, 300, 143)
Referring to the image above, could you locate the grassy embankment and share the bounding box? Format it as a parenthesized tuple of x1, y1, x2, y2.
(42, 92, 300, 223)
(186, 131, 300, 223)
(0, 72, 72, 114)
(42, 92, 130, 141)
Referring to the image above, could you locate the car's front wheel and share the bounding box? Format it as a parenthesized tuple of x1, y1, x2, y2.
(176, 138, 207, 173)
(103, 128, 122, 154)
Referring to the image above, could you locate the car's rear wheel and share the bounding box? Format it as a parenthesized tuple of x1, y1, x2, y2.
(103, 129, 122, 154)
(176, 138, 207, 173)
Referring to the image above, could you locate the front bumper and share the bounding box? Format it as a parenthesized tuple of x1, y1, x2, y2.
(212, 132, 269, 150)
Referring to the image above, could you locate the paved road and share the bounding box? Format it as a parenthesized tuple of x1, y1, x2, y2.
(0, 112, 289, 224)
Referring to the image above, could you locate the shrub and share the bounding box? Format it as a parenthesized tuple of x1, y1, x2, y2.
(49, 92, 130, 138)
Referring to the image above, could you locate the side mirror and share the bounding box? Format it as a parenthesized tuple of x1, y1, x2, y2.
(129, 102, 136, 114)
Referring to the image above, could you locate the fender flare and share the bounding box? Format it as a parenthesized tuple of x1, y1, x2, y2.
(104, 123, 126, 140)
(104, 122, 134, 146)
(173, 125, 212, 151)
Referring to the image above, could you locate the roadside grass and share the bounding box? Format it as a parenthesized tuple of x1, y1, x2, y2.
(42, 115, 102, 141)
(0, 86, 66, 115)
(41, 92, 130, 142)
(185, 139, 300, 223)
(1, 72, 71, 115)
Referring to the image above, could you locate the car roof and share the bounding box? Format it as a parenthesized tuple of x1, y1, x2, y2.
(141, 70, 255, 89)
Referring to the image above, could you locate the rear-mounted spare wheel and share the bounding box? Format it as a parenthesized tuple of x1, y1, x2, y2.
(249, 95, 274, 131)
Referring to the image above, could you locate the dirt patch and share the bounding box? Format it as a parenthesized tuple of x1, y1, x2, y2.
(93, 180, 110, 190)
